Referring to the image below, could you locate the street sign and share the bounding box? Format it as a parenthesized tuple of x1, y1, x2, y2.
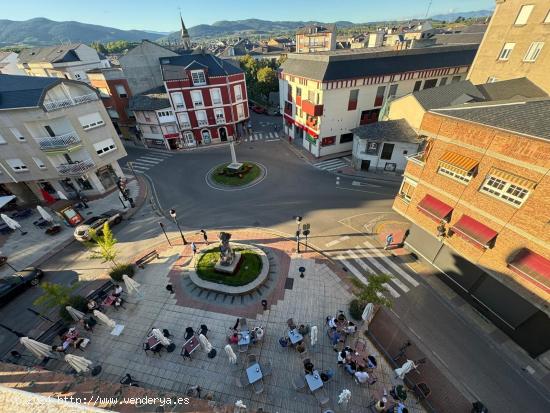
(303, 223, 310, 231)
(303, 229, 310, 237)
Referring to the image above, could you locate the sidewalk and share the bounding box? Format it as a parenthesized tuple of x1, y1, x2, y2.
(0, 173, 147, 278)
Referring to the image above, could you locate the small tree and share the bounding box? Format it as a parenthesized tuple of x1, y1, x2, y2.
(256, 66, 279, 97)
(34, 282, 75, 309)
(87, 222, 119, 267)
(353, 274, 393, 308)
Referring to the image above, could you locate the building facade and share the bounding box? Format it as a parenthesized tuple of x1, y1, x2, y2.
(161, 52, 249, 147)
(17, 44, 109, 84)
(87, 67, 134, 139)
(296, 24, 337, 53)
(392, 100, 550, 357)
(467, 0, 550, 93)
(0, 75, 126, 204)
(279, 45, 477, 157)
(0, 52, 26, 75)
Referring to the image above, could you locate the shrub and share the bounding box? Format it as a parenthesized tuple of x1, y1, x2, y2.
(109, 263, 135, 281)
(349, 299, 365, 321)
(59, 295, 88, 322)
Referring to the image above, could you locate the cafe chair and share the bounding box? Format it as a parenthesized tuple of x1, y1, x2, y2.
(162, 329, 172, 338)
(239, 318, 248, 331)
(262, 360, 273, 377)
(120, 373, 140, 387)
(292, 376, 306, 391)
(314, 388, 330, 406)
(414, 383, 431, 402)
(287, 318, 296, 330)
(247, 354, 258, 366)
(253, 378, 264, 394)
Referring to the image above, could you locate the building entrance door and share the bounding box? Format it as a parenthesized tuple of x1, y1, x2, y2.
(219, 127, 228, 142)
(361, 160, 371, 171)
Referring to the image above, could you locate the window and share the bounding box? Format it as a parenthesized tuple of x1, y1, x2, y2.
(308, 90, 316, 102)
(73, 72, 82, 80)
(214, 108, 225, 123)
(10, 128, 25, 141)
(515, 4, 534, 25)
(360, 109, 380, 125)
(380, 143, 395, 160)
(196, 110, 208, 126)
(399, 177, 417, 202)
(191, 90, 204, 108)
(151, 125, 160, 134)
(340, 133, 354, 143)
(78, 112, 105, 130)
(480, 175, 531, 206)
(93, 138, 116, 156)
(374, 86, 386, 106)
(452, 76, 462, 83)
(182, 131, 195, 145)
(6, 158, 28, 172)
(524, 42, 544, 62)
(234, 84, 243, 101)
(32, 157, 46, 169)
(165, 125, 176, 133)
(287, 85, 293, 102)
(0, 133, 5, 144)
(388, 84, 398, 98)
(438, 165, 473, 183)
(348, 89, 359, 110)
(177, 112, 191, 128)
(236, 103, 245, 120)
(498, 42, 515, 60)
(423, 79, 437, 89)
(171, 92, 185, 110)
(413, 80, 422, 92)
(210, 88, 222, 105)
(143, 112, 151, 122)
(321, 136, 336, 146)
(191, 70, 206, 86)
(439, 77, 448, 86)
(115, 84, 127, 97)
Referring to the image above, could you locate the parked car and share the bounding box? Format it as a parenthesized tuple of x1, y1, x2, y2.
(251, 105, 267, 114)
(73, 210, 123, 242)
(0, 267, 44, 305)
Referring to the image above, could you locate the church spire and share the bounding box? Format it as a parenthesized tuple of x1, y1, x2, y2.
(179, 11, 191, 50)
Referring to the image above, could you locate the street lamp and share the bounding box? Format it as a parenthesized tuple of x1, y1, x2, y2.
(169, 208, 187, 245)
(294, 216, 302, 253)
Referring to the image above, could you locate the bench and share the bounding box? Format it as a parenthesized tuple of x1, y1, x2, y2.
(86, 280, 114, 303)
(136, 250, 159, 269)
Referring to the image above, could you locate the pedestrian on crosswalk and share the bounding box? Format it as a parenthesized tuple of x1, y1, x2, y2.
(200, 229, 209, 245)
(191, 242, 197, 256)
(384, 233, 394, 250)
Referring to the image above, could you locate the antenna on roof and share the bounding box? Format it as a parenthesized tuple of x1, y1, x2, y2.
(425, 0, 433, 18)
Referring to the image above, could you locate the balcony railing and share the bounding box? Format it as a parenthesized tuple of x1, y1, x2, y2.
(35, 132, 82, 152)
(216, 117, 225, 125)
(180, 122, 191, 129)
(406, 151, 427, 166)
(43, 93, 99, 112)
(55, 158, 95, 176)
(197, 119, 208, 126)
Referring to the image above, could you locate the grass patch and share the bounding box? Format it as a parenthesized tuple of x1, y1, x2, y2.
(211, 162, 261, 186)
(196, 247, 262, 286)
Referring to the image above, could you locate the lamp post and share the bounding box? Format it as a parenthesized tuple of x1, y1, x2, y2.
(302, 223, 310, 252)
(169, 209, 187, 245)
(294, 216, 302, 253)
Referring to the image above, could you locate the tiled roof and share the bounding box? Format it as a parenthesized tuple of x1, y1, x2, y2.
(475, 78, 547, 101)
(0, 74, 60, 110)
(412, 80, 485, 110)
(296, 24, 337, 34)
(18, 44, 83, 64)
(128, 86, 170, 111)
(434, 33, 484, 45)
(431, 99, 550, 141)
(280, 45, 477, 82)
(160, 52, 243, 81)
(352, 119, 419, 143)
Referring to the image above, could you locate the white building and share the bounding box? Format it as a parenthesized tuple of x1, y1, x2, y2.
(0, 52, 26, 75)
(0, 74, 126, 204)
(279, 45, 477, 157)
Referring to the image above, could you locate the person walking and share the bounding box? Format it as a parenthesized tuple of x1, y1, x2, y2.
(191, 242, 197, 256)
(200, 229, 209, 244)
(384, 233, 394, 250)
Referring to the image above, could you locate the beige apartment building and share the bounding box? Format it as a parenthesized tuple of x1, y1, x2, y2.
(468, 0, 550, 92)
(0, 74, 127, 204)
(295, 24, 337, 53)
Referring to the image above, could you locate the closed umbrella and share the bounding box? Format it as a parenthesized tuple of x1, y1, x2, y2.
(93, 310, 116, 328)
(310, 325, 318, 346)
(122, 274, 142, 297)
(1, 214, 26, 235)
(65, 354, 93, 373)
(394, 359, 417, 379)
(224, 344, 237, 364)
(338, 389, 352, 406)
(20, 337, 53, 359)
(199, 334, 212, 353)
(57, 190, 68, 200)
(66, 306, 85, 322)
(362, 303, 375, 329)
(37, 206, 53, 222)
(152, 328, 171, 346)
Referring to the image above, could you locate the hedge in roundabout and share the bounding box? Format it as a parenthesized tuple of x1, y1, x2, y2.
(211, 162, 261, 186)
(196, 247, 262, 286)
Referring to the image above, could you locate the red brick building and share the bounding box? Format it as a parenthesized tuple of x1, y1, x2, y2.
(160, 51, 249, 147)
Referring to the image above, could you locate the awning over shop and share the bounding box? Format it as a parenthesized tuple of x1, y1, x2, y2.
(451, 214, 498, 248)
(488, 168, 537, 190)
(417, 194, 453, 222)
(508, 249, 550, 293)
(438, 151, 478, 175)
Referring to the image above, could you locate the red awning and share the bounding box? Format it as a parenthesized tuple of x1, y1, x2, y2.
(508, 249, 550, 293)
(417, 194, 453, 222)
(451, 215, 498, 248)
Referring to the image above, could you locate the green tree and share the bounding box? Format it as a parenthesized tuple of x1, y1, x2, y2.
(239, 54, 259, 83)
(34, 282, 74, 309)
(256, 66, 279, 97)
(105, 40, 131, 54)
(90, 41, 107, 54)
(87, 222, 119, 266)
(275, 55, 287, 68)
(353, 274, 393, 308)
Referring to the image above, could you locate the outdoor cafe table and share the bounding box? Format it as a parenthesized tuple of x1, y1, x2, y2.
(287, 329, 303, 344)
(305, 370, 323, 392)
(239, 330, 251, 345)
(246, 363, 263, 384)
(146, 335, 161, 350)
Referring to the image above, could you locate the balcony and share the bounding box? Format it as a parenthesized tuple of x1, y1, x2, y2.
(43, 93, 99, 112)
(406, 151, 427, 166)
(306, 115, 319, 130)
(55, 158, 95, 176)
(197, 119, 209, 127)
(35, 132, 82, 152)
(302, 100, 323, 116)
(216, 117, 226, 125)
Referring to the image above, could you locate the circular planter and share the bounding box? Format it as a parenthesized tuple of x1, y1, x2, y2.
(205, 162, 267, 191)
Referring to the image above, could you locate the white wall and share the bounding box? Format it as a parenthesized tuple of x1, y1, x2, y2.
(352, 136, 419, 172)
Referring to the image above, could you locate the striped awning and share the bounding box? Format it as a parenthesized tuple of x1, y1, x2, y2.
(508, 249, 550, 293)
(438, 151, 478, 175)
(488, 168, 537, 190)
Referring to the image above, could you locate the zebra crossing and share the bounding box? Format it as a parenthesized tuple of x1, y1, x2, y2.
(127, 152, 173, 173)
(242, 131, 282, 142)
(313, 157, 350, 172)
(327, 237, 419, 299)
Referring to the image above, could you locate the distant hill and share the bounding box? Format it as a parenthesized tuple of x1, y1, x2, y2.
(430, 10, 493, 22)
(0, 18, 164, 47)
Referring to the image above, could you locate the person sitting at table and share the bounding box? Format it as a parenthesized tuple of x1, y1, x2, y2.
(344, 360, 357, 375)
(330, 327, 342, 350)
(344, 321, 357, 335)
(366, 355, 378, 369)
(338, 347, 353, 364)
(326, 316, 337, 328)
(320, 369, 334, 382)
(296, 341, 306, 353)
(374, 397, 388, 412)
(394, 402, 408, 413)
(252, 326, 264, 341)
(52, 339, 71, 353)
(354, 366, 369, 383)
(298, 324, 310, 336)
(337, 312, 347, 322)
(278, 337, 290, 348)
(199, 324, 208, 337)
(87, 299, 100, 312)
(228, 333, 239, 345)
(80, 316, 96, 332)
(303, 360, 314, 375)
(185, 327, 195, 340)
(113, 284, 123, 297)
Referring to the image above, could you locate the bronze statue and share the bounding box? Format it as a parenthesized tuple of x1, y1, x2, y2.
(218, 231, 235, 266)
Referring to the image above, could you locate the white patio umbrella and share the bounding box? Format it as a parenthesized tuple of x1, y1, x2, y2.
(57, 190, 68, 200)
(394, 359, 417, 379)
(93, 310, 116, 328)
(199, 333, 212, 353)
(1, 214, 24, 234)
(224, 344, 237, 364)
(362, 303, 375, 329)
(122, 274, 142, 297)
(66, 306, 85, 322)
(65, 354, 93, 373)
(19, 337, 53, 359)
(338, 389, 352, 406)
(310, 325, 318, 346)
(36, 206, 53, 222)
(152, 328, 171, 346)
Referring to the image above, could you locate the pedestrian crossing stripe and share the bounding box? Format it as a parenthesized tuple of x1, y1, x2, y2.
(135, 159, 160, 164)
(350, 248, 409, 294)
(313, 158, 348, 171)
(139, 156, 166, 161)
(362, 240, 419, 287)
(346, 249, 403, 297)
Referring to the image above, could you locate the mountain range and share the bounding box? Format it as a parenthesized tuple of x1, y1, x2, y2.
(430, 10, 493, 21)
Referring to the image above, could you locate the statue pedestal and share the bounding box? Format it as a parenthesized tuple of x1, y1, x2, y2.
(214, 252, 242, 274)
(226, 162, 243, 172)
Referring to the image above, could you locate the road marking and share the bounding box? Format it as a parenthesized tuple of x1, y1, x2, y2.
(265, 139, 279, 142)
(336, 186, 391, 195)
(431, 350, 449, 369)
(135, 159, 160, 165)
(325, 235, 349, 247)
(352, 180, 382, 188)
(351, 247, 409, 294)
(139, 156, 165, 161)
(408, 327, 422, 340)
(390, 309, 401, 319)
(336, 256, 370, 285)
(405, 263, 418, 273)
(131, 165, 150, 171)
(363, 240, 419, 287)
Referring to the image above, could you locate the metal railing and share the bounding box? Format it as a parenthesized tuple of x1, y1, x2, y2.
(406, 151, 426, 166)
(35, 132, 81, 151)
(55, 158, 95, 176)
(216, 117, 225, 125)
(197, 119, 208, 126)
(43, 93, 98, 112)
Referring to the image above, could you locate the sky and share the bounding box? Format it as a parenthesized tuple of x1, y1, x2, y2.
(1, 0, 495, 31)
